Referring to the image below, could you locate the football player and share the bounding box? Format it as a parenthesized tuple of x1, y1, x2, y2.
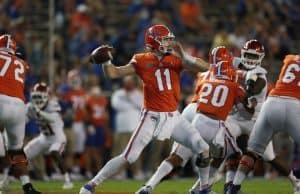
(79, 24, 210, 194)
(64, 69, 87, 175)
(136, 47, 250, 194)
(22, 82, 73, 189)
(227, 54, 300, 194)
(223, 40, 298, 193)
(85, 85, 109, 176)
(0, 34, 41, 194)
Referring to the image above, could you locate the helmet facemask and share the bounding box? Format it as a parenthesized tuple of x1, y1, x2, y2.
(157, 34, 175, 54)
(145, 25, 175, 54)
(241, 50, 264, 70)
(31, 91, 48, 109)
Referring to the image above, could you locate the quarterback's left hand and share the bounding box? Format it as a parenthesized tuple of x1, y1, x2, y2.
(170, 41, 185, 58)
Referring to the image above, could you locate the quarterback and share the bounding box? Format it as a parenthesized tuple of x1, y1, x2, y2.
(80, 24, 210, 194)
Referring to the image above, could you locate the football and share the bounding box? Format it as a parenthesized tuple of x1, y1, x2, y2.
(90, 45, 113, 64)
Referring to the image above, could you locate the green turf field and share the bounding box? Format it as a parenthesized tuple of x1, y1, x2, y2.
(2, 178, 293, 194)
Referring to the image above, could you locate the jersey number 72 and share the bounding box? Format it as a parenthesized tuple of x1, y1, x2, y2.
(0, 54, 25, 83)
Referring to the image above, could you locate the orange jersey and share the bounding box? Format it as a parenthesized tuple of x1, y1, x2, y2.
(0, 51, 28, 101)
(270, 55, 300, 100)
(86, 95, 108, 126)
(131, 52, 183, 112)
(191, 71, 211, 103)
(197, 79, 245, 121)
(64, 88, 86, 122)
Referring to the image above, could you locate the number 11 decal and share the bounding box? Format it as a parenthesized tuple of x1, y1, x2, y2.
(155, 68, 172, 91)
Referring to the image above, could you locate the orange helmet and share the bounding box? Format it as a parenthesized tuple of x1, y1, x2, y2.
(0, 34, 17, 54)
(211, 61, 236, 81)
(209, 46, 233, 67)
(31, 82, 49, 109)
(145, 25, 175, 53)
(241, 39, 265, 70)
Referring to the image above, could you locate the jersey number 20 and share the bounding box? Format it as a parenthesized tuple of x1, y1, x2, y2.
(199, 83, 229, 107)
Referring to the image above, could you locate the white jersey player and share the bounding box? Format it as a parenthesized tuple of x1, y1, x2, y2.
(227, 54, 300, 194)
(23, 82, 73, 189)
(223, 40, 300, 193)
(227, 39, 274, 159)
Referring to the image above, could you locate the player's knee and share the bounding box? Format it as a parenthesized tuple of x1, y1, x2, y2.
(190, 135, 209, 155)
(7, 149, 28, 166)
(121, 152, 137, 164)
(225, 152, 241, 171)
(7, 149, 28, 177)
(195, 152, 210, 168)
(239, 150, 259, 170)
(6, 143, 23, 151)
(166, 153, 184, 167)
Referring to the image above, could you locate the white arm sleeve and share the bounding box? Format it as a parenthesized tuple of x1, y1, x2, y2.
(38, 111, 58, 123)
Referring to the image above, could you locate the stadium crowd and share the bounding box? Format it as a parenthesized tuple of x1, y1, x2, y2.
(0, 0, 299, 182)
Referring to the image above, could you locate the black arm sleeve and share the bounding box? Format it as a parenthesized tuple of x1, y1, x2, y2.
(246, 77, 266, 96)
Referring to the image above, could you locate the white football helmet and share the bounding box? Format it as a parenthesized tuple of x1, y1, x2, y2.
(241, 39, 265, 70)
(31, 82, 49, 109)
